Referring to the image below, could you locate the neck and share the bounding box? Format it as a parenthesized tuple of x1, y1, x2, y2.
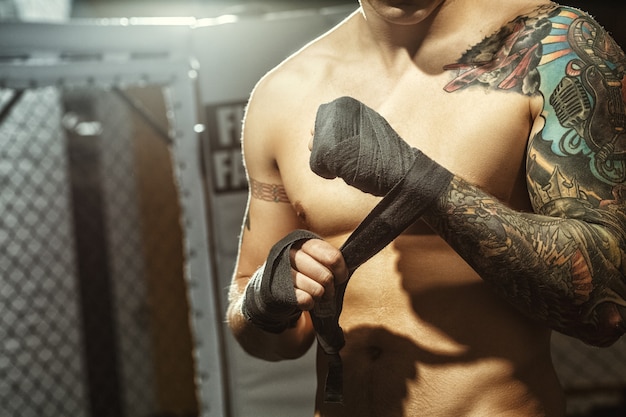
(361, 2, 460, 40)
(355, 1, 464, 71)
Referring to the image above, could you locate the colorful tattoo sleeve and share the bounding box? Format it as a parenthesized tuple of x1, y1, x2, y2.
(432, 5, 626, 346)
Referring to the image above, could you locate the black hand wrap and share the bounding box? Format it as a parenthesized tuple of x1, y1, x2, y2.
(309, 96, 455, 403)
(241, 228, 348, 402)
(241, 231, 317, 334)
(310, 96, 416, 197)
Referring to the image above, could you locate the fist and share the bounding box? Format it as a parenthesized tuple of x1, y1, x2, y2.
(309, 96, 416, 196)
(290, 238, 348, 311)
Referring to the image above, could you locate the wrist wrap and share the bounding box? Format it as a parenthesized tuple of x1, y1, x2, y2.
(241, 230, 318, 334)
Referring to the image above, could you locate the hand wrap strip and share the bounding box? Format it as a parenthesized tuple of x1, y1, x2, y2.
(241, 227, 348, 401)
(310, 96, 455, 403)
(310, 96, 417, 197)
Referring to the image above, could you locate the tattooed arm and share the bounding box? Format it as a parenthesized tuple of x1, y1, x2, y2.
(423, 178, 626, 346)
(426, 6, 626, 346)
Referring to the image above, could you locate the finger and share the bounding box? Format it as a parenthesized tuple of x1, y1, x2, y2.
(293, 270, 326, 301)
(298, 239, 349, 286)
(293, 275, 336, 312)
(290, 244, 336, 289)
(294, 287, 315, 311)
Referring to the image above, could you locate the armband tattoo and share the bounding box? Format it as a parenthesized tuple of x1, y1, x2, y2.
(250, 178, 289, 203)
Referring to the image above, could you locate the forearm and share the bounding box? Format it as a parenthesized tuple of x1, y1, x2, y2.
(227, 288, 315, 361)
(423, 176, 626, 346)
(308, 95, 626, 344)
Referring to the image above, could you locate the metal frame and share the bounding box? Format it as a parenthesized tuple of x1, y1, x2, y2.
(0, 20, 227, 417)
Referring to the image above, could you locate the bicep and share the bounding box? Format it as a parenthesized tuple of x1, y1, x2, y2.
(232, 88, 304, 291)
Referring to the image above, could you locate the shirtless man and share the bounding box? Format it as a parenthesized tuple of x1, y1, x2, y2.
(227, 1, 626, 416)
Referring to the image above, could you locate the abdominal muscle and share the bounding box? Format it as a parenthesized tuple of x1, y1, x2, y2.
(314, 229, 565, 417)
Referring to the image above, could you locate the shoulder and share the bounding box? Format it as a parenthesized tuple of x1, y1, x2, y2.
(242, 36, 334, 151)
(509, 2, 623, 65)
(446, 2, 624, 96)
(247, 12, 356, 119)
(241, 12, 356, 174)
(243, 12, 358, 134)
(529, 3, 626, 102)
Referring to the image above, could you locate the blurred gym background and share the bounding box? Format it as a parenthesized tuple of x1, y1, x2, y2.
(0, 1, 625, 417)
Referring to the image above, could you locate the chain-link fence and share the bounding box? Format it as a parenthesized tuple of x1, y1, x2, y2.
(0, 20, 227, 417)
(1, 83, 199, 417)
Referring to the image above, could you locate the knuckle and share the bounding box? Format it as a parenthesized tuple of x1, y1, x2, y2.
(296, 291, 314, 311)
(301, 239, 346, 282)
(317, 270, 334, 288)
(310, 284, 326, 299)
(322, 247, 344, 270)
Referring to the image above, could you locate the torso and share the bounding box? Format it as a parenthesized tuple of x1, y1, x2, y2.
(260, 2, 564, 416)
